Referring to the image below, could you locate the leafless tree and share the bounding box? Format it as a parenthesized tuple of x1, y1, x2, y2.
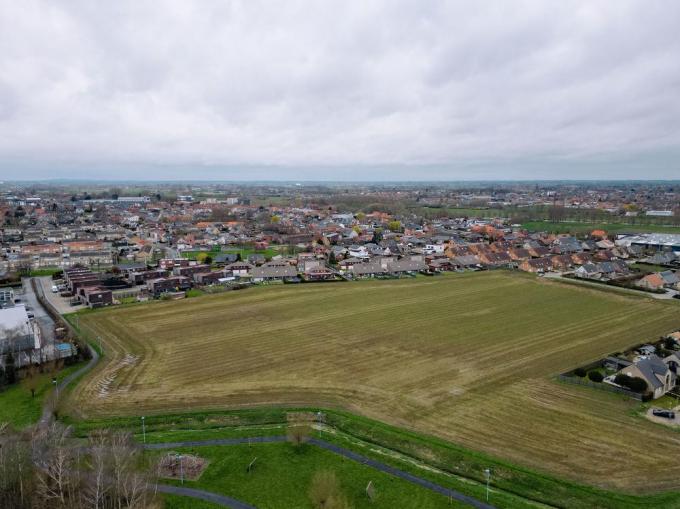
(82, 430, 111, 509)
(287, 424, 312, 447)
(33, 422, 76, 507)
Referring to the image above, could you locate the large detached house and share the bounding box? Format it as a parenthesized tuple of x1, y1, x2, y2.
(616, 354, 679, 399)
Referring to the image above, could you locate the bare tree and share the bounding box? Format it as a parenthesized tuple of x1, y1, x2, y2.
(33, 422, 76, 507)
(82, 430, 110, 509)
(22, 364, 42, 398)
(0, 422, 34, 509)
(287, 424, 312, 448)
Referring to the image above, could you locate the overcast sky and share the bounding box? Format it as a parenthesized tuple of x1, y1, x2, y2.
(1, 1, 679, 181)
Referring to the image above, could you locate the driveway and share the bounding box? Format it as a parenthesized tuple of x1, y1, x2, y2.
(645, 406, 680, 427)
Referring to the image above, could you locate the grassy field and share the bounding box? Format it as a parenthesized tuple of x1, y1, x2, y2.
(522, 221, 680, 235)
(64, 272, 680, 492)
(154, 442, 475, 509)
(68, 408, 680, 508)
(0, 363, 83, 428)
(631, 263, 672, 273)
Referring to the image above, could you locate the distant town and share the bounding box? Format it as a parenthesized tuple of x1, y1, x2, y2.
(2, 181, 680, 509)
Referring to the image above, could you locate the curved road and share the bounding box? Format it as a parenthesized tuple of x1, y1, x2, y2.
(146, 436, 496, 509)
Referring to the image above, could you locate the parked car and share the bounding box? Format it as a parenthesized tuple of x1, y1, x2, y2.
(27, 311, 34, 319)
(52, 285, 59, 293)
(652, 409, 675, 419)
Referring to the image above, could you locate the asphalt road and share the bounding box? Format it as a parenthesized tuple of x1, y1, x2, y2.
(146, 436, 496, 509)
(22, 277, 56, 345)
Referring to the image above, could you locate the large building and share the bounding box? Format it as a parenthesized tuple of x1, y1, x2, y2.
(0, 304, 42, 368)
(617, 233, 680, 252)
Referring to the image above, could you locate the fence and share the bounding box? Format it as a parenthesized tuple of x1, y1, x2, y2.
(557, 374, 643, 401)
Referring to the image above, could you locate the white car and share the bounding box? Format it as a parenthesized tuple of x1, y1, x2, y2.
(51, 285, 59, 293)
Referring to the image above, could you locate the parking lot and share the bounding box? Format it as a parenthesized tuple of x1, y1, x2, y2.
(36, 276, 85, 313)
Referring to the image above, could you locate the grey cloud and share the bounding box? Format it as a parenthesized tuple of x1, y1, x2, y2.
(0, 0, 678, 180)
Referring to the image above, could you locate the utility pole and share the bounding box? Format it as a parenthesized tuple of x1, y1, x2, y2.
(484, 468, 491, 502)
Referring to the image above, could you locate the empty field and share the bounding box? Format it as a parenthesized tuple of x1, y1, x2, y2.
(66, 272, 680, 492)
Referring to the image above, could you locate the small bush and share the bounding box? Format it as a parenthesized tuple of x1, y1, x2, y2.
(573, 367, 587, 378)
(587, 371, 604, 383)
(628, 377, 648, 393)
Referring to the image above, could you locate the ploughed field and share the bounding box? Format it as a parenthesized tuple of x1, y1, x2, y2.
(67, 272, 680, 492)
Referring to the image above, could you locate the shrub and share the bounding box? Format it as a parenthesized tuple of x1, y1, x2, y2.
(587, 371, 604, 383)
(628, 377, 648, 393)
(573, 367, 587, 378)
(614, 373, 648, 393)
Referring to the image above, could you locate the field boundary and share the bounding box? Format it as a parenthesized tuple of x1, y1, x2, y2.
(556, 375, 643, 400)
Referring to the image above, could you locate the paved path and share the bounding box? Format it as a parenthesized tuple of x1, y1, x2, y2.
(156, 485, 256, 509)
(145, 435, 286, 450)
(146, 436, 495, 509)
(32, 275, 101, 427)
(39, 340, 99, 427)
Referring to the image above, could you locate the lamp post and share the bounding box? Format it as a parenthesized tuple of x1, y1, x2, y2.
(176, 453, 184, 485)
(52, 378, 58, 398)
(484, 468, 491, 502)
(141, 416, 146, 444)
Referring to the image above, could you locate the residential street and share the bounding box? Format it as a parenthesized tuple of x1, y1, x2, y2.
(21, 277, 55, 348)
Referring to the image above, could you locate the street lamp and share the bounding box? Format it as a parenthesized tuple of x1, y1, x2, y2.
(141, 416, 146, 444)
(52, 378, 58, 398)
(484, 468, 491, 502)
(176, 453, 184, 485)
